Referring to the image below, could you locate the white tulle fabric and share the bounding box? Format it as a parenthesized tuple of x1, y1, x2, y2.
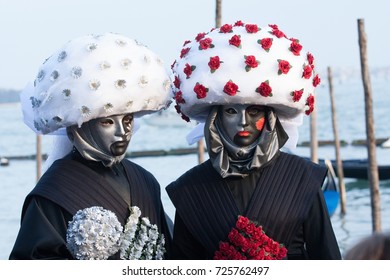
(20, 32, 171, 135)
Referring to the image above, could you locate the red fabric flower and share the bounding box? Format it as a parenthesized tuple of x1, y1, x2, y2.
(214, 216, 287, 260)
(193, 82, 208, 99)
(208, 56, 222, 73)
(181, 114, 190, 122)
(289, 40, 303, 56)
(269, 25, 286, 38)
(183, 63, 196, 79)
(199, 38, 214, 50)
(278, 59, 292, 75)
(244, 55, 259, 72)
(256, 80, 273, 97)
(229, 34, 241, 48)
(272, 29, 286, 38)
(173, 75, 181, 89)
(291, 89, 304, 102)
(220, 24, 233, 33)
(305, 94, 315, 115)
(174, 104, 181, 114)
(183, 40, 191, 46)
(307, 52, 314, 66)
(268, 24, 279, 29)
(180, 47, 191, 58)
(234, 20, 244, 27)
(174, 104, 190, 122)
(302, 64, 313, 79)
(313, 74, 321, 87)
(245, 24, 259, 33)
(236, 216, 250, 230)
(177, 110, 190, 123)
(195, 32, 206, 42)
(258, 38, 273, 52)
(223, 80, 239, 96)
(174, 91, 185, 104)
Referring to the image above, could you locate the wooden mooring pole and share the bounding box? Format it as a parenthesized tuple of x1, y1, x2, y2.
(215, 0, 222, 28)
(327, 66, 347, 215)
(195, 0, 223, 164)
(358, 18, 381, 232)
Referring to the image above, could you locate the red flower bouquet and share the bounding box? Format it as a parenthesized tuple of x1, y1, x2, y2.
(214, 216, 287, 260)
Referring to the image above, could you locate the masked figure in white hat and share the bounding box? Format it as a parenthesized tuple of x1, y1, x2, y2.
(10, 33, 172, 260)
(166, 21, 341, 260)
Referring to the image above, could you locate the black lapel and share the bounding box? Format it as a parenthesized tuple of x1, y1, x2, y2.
(245, 152, 326, 245)
(167, 160, 240, 254)
(27, 158, 130, 224)
(121, 160, 161, 227)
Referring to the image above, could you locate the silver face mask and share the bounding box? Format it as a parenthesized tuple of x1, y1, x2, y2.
(218, 104, 266, 147)
(88, 114, 133, 156)
(67, 113, 134, 167)
(205, 106, 288, 178)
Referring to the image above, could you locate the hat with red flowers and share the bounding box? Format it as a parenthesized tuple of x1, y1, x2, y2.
(171, 21, 320, 123)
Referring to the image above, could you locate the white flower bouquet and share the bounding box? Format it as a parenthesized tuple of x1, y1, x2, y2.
(66, 206, 123, 260)
(120, 206, 165, 260)
(66, 205, 165, 260)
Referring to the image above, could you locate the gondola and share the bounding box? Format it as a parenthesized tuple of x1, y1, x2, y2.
(320, 159, 390, 180)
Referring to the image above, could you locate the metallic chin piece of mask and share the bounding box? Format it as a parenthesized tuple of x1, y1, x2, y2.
(218, 104, 266, 147)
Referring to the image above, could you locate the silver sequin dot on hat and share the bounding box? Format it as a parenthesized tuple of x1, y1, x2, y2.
(62, 89, 72, 100)
(71, 67, 83, 79)
(80, 106, 91, 117)
(121, 58, 132, 69)
(144, 55, 151, 63)
(115, 39, 127, 47)
(58, 51, 67, 62)
(52, 116, 63, 123)
(100, 61, 111, 70)
(89, 79, 101, 91)
(86, 43, 98, 52)
(115, 79, 127, 89)
(50, 70, 59, 81)
(104, 103, 114, 113)
(37, 70, 45, 82)
(126, 101, 133, 108)
(139, 75, 148, 87)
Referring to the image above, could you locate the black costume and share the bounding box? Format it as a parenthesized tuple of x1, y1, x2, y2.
(166, 152, 341, 260)
(10, 150, 172, 260)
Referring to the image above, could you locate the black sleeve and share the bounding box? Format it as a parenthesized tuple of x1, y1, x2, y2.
(170, 212, 209, 260)
(9, 196, 73, 260)
(304, 189, 342, 260)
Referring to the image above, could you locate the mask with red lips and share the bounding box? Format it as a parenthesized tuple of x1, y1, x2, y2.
(218, 104, 266, 147)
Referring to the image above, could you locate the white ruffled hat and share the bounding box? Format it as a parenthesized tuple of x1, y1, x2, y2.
(21, 32, 172, 134)
(171, 21, 320, 123)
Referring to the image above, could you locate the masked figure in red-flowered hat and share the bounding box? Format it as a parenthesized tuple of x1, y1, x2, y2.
(166, 21, 341, 260)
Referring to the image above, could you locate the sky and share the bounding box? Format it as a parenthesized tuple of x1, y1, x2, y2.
(0, 0, 389, 90)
